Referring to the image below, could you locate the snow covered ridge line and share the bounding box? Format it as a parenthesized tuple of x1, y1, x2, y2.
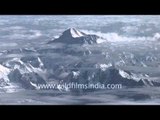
(35, 82, 123, 90)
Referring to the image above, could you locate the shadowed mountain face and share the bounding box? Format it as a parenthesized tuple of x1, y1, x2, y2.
(47, 28, 102, 44)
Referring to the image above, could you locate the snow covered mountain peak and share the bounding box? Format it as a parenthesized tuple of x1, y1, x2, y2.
(68, 28, 86, 38)
(61, 27, 86, 39)
(47, 28, 103, 44)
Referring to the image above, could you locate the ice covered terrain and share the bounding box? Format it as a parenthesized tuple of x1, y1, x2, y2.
(0, 15, 160, 104)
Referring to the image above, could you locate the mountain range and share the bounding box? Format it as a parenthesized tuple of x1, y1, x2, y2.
(0, 28, 159, 92)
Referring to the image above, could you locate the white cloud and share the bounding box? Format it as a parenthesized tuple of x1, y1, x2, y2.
(81, 29, 159, 42)
(1, 30, 42, 40)
(153, 33, 160, 40)
(0, 43, 17, 47)
(121, 26, 138, 33)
